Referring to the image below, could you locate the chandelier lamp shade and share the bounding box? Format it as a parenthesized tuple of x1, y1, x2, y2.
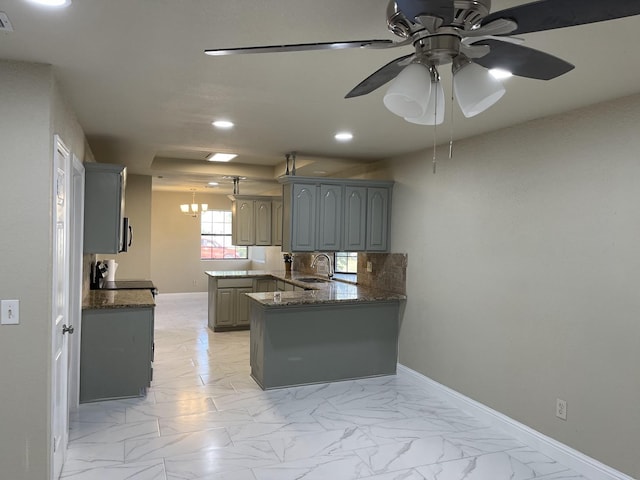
(383, 60, 507, 123)
(180, 191, 208, 217)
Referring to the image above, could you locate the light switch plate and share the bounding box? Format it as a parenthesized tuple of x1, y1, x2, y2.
(1, 299, 19, 325)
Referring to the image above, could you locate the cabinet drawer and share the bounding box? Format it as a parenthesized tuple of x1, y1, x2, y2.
(217, 278, 254, 288)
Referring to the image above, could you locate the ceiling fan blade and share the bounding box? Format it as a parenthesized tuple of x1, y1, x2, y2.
(395, 0, 454, 24)
(473, 40, 574, 80)
(481, 0, 640, 36)
(345, 53, 415, 98)
(205, 39, 396, 56)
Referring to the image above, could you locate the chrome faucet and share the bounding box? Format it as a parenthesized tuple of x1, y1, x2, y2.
(311, 253, 333, 279)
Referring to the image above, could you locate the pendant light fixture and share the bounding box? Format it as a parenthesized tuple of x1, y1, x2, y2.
(180, 190, 208, 217)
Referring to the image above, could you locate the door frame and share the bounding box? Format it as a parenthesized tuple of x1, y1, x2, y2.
(67, 155, 85, 413)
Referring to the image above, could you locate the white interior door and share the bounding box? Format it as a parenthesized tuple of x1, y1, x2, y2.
(52, 136, 71, 479)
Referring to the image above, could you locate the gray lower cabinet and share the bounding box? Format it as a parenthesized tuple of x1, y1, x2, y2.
(209, 276, 308, 331)
(254, 278, 277, 292)
(80, 306, 154, 403)
(249, 300, 400, 389)
(208, 277, 256, 331)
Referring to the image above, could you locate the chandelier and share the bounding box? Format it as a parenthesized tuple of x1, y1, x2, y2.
(180, 190, 208, 217)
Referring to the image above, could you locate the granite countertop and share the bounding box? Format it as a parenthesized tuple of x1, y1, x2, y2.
(205, 269, 405, 307)
(83, 289, 155, 310)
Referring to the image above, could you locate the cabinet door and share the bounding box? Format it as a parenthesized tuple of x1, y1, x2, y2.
(290, 184, 316, 251)
(272, 199, 283, 246)
(366, 187, 390, 251)
(216, 288, 235, 326)
(255, 200, 272, 246)
(254, 278, 276, 292)
(235, 287, 253, 326)
(83, 163, 125, 253)
(318, 184, 343, 251)
(233, 200, 255, 246)
(344, 186, 367, 251)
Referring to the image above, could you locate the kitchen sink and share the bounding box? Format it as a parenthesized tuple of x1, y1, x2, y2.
(297, 277, 331, 283)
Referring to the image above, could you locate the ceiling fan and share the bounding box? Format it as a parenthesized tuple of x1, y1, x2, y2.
(206, 0, 640, 124)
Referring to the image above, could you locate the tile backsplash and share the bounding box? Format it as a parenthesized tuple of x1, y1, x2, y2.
(357, 252, 407, 295)
(292, 252, 407, 295)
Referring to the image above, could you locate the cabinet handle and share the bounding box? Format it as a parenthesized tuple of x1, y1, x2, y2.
(62, 324, 74, 335)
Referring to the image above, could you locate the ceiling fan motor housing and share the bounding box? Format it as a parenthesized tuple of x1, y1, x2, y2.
(452, 0, 491, 29)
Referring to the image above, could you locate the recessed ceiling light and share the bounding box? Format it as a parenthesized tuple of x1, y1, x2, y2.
(335, 132, 353, 142)
(212, 120, 234, 129)
(207, 153, 237, 162)
(489, 68, 513, 80)
(27, 0, 71, 7)
(208, 182, 219, 186)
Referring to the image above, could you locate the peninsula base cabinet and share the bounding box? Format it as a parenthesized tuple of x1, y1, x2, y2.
(80, 306, 154, 403)
(249, 300, 400, 390)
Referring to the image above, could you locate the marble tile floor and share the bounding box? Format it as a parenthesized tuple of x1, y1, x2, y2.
(62, 292, 591, 480)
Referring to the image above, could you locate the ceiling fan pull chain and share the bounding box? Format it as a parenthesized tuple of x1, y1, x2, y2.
(432, 118, 438, 174)
(449, 73, 455, 160)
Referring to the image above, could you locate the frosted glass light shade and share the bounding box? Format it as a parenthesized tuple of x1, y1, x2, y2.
(453, 62, 505, 118)
(180, 204, 190, 213)
(405, 80, 445, 125)
(383, 63, 432, 118)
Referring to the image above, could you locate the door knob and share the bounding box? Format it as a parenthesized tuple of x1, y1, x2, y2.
(62, 324, 74, 335)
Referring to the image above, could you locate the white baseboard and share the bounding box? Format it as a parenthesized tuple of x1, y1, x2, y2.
(397, 364, 635, 480)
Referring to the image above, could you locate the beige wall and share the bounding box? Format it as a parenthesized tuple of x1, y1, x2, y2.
(0, 61, 90, 480)
(387, 93, 640, 478)
(150, 191, 251, 293)
(100, 174, 153, 280)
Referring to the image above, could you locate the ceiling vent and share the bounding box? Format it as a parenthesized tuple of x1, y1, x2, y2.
(0, 12, 13, 32)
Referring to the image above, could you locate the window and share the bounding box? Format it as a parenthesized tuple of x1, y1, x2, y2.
(200, 210, 248, 260)
(334, 252, 358, 274)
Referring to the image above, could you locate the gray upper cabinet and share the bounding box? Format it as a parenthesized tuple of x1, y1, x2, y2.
(280, 176, 393, 253)
(272, 199, 283, 246)
(344, 186, 367, 251)
(318, 184, 343, 251)
(255, 199, 272, 246)
(83, 163, 126, 254)
(232, 197, 255, 246)
(366, 187, 390, 251)
(230, 195, 281, 247)
(283, 183, 317, 252)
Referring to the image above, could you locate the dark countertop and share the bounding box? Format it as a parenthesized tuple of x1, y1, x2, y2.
(83, 289, 155, 310)
(205, 269, 405, 308)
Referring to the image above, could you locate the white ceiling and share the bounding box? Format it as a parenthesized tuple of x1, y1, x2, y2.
(1, 0, 639, 195)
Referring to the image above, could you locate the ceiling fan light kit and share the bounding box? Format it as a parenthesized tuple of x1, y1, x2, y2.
(405, 78, 445, 125)
(205, 0, 640, 122)
(383, 63, 432, 118)
(453, 58, 505, 118)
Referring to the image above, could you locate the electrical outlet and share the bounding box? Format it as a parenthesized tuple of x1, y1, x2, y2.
(556, 398, 567, 420)
(366, 261, 373, 273)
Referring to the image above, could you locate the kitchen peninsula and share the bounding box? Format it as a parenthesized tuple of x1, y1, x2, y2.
(205, 270, 405, 389)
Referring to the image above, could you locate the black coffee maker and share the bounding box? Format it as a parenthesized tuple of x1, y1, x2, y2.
(90, 261, 108, 289)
